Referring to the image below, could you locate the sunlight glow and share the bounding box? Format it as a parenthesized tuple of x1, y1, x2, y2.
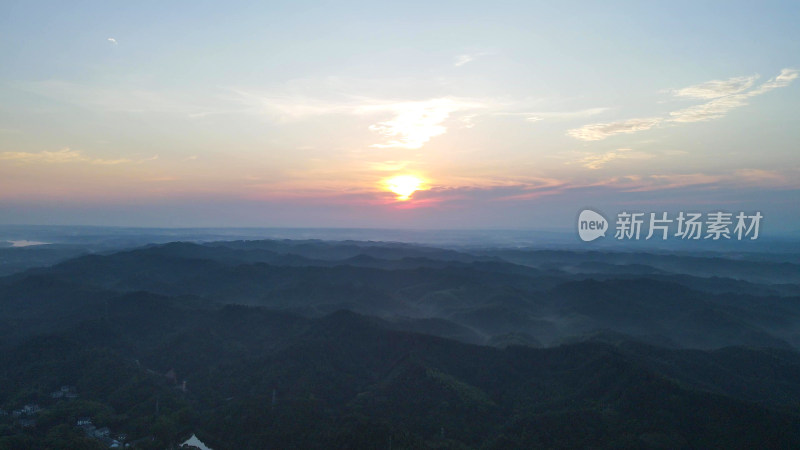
(384, 175, 424, 201)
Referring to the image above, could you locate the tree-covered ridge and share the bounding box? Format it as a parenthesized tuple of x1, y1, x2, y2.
(1, 240, 800, 448)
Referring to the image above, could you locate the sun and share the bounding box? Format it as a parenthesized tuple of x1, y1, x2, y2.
(384, 175, 424, 201)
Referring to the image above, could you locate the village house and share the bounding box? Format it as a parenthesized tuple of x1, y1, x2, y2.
(16, 418, 36, 428)
(76, 418, 125, 448)
(180, 434, 214, 450)
(12, 404, 41, 417)
(51, 385, 78, 399)
(77, 417, 92, 426)
(22, 404, 40, 415)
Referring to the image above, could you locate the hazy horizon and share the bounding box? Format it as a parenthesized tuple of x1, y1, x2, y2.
(4, 4, 800, 447)
(2, 2, 799, 231)
(3, 224, 799, 257)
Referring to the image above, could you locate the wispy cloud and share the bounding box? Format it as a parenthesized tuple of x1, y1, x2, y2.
(568, 68, 798, 141)
(567, 117, 662, 141)
(618, 173, 723, 192)
(669, 68, 799, 123)
(668, 95, 748, 123)
(585, 168, 800, 192)
(0, 147, 153, 165)
(749, 68, 799, 94)
(672, 75, 758, 99)
(229, 89, 353, 119)
(573, 148, 654, 169)
(406, 176, 568, 204)
(91, 158, 133, 165)
(361, 98, 481, 149)
(0, 148, 88, 164)
(365, 160, 411, 171)
(454, 52, 488, 67)
(733, 168, 800, 188)
(241, 166, 800, 207)
(231, 85, 487, 149)
(454, 54, 475, 67)
(17, 80, 217, 116)
(525, 107, 609, 122)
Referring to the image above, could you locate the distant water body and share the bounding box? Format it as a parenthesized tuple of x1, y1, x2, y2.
(1, 225, 798, 254)
(8, 240, 50, 247)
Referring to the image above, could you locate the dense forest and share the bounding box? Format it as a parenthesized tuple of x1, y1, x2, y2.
(1, 239, 800, 448)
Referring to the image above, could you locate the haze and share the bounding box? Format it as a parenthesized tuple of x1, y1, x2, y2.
(1, 1, 799, 232)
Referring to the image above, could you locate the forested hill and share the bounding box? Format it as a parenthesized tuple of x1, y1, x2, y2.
(1, 239, 800, 448)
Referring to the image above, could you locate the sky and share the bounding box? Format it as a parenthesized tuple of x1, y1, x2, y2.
(1, 1, 799, 233)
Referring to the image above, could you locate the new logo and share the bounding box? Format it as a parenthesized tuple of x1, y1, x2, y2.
(578, 209, 608, 242)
